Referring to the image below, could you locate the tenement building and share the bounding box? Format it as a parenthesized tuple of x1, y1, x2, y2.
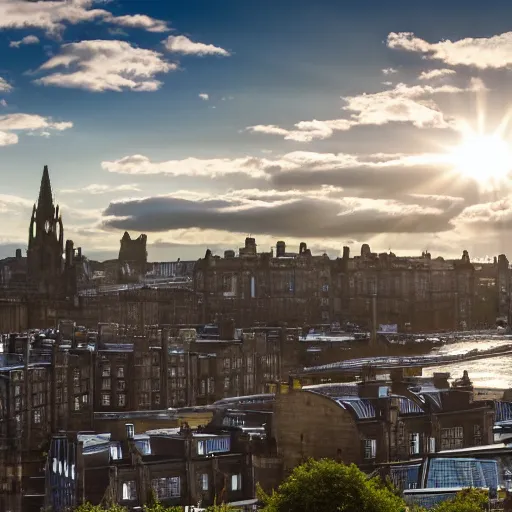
(193, 240, 480, 331)
(45, 424, 256, 511)
(273, 370, 496, 474)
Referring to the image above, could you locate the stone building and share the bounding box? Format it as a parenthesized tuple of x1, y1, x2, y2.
(45, 424, 256, 511)
(118, 231, 148, 283)
(0, 166, 84, 330)
(194, 238, 333, 327)
(339, 245, 476, 332)
(273, 370, 495, 474)
(87, 323, 282, 412)
(0, 334, 56, 512)
(27, 165, 65, 295)
(192, 239, 486, 332)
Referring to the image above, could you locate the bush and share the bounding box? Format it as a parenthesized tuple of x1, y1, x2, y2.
(432, 488, 488, 512)
(261, 458, 407, 512)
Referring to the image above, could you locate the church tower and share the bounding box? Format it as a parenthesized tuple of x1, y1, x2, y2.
(27, 165, 64, 294)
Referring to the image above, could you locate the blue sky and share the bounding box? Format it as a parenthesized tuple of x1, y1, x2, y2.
(1, 0, 512, 261)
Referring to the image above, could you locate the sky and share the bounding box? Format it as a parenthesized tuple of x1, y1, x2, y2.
(2, 0, 512, 261)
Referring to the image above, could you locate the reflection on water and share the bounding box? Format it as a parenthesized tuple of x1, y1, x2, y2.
(423, 339, 512, 388)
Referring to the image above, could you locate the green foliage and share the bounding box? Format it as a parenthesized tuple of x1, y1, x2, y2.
(143, 502, 183, 512)
(73, 504, 128, 512)
(261, 458, 407, 512)
(432, 488, 488, 512)
(204, 505, 234, 511)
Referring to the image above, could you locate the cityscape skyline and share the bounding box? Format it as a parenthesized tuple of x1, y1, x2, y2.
(2, 0, 512, 262)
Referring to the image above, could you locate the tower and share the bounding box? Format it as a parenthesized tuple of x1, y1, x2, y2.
(27, 165, 64, 294)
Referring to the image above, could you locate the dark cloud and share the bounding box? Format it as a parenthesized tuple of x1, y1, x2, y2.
(102, 194, 463, 238)
(269, 164, 480, 201)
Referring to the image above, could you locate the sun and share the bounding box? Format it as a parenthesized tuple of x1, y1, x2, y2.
(449, 132, 512, 186)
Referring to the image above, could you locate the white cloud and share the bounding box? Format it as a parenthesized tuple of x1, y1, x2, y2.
(247, 119, 354, 142)
(388, 31, 512, 69)
(0, 0, 107, 34)
(0, 113, 73, 146)
(162, 35, 230, 56)
(61, 183, 141, 195)
(0, 131, 18, 146)
(0, 0, 170, 35)
(0, 113, 72, 131)
(34, 40, 176, 92)
(9, 35, 40, 48)
(105, 14, 169, 33)
(248, 82, 468, 141)
(341, 82, 463, 129)
(199, 93, 209, 101)
(382, 67, 398, 75)
(101, 150, 453, 180)
(0, 77, 12, 93)
(418, 68, 456, 80)
(0, 99, 7, 107)
(0, 193, 33, 210)
(102, 154, 273, 178)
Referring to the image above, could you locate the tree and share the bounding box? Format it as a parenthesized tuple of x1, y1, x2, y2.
(261, 458, 407, 512)
(432, 488, 488, 512)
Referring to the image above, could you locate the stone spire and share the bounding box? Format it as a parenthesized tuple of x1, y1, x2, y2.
(36, 165, 55, 226)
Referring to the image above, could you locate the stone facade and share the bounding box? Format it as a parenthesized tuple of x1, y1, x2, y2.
(45, 426, 254, 511)
(273, 372, 496, 474)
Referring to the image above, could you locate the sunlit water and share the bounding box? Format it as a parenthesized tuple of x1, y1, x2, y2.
(423, 339, 512, 388)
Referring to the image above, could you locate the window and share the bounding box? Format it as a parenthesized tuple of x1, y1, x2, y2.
(73, 368, 80, 385)
(74, 397, 80, 411)
(231, 474, 242, 491)
(102, 365, 111, 377)
(441, 427, 464, 450)
(152, 477, 180, 499)
(101, 393, 111, 406)
(154, 393, 160, 405)
(244, 374, 254, 392)
(200, 380, 206, 395)
(169, 367, 177, 377)
(208, 377, 215, 394)
(118, 394, 126, 407)
(409, 432, 420, 455)
(122, 480, 137, 501)
(201, 473, 209, 491)
(117, 380, 126, 391)
(224, 377, 230, 390)
(236, 357, 242, 369)
(117, 366, 125, 378)
(152, 379, 160, 392)
(33, 409, 41, 424)
(138, 393, 150, 407)
(102, 378, 111, 390)
(426, 458, 497, 489)
(197, 437, 231, 455)
(110, 445, 122, 460)
(224, 358, 231, 370)
(246, 356, 253, 371)
(428, 437, 436, 454)
(474, 424, 482, 446)
(364, 439, 377, 460)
